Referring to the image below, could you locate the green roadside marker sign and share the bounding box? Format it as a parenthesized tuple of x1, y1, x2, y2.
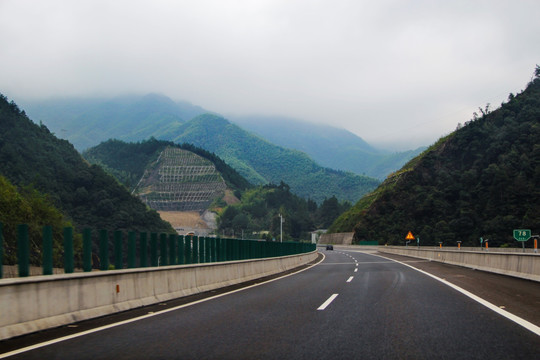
(513, 229, 531, 242)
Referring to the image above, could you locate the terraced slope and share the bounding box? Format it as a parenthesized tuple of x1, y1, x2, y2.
(134, 146, 226, 211)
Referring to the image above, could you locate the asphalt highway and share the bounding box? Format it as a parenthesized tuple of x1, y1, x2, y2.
(1, 250, 539, 359)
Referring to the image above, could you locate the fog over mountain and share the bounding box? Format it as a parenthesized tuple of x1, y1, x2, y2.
(2, 1, 539, 150)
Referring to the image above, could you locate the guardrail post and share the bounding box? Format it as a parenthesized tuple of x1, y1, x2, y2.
(177, 235, 184, 265)
(43, 225, 53, 275)
(234, 239, 240, 260)
(18, 224, 29, 277)
(223, 239, 233, 261)
(216, 237, 221, 261)
(0, 222, 3, 278)
(140, 232, 148, 267)
(128, 231, 136, 268)
(83, 228, 92, 272)
(64, 227, 74, 273)
(99, 229, 109, 271)
(169, 234, 176, 265)
(211, 237, 216, 262)
(114, 230, 123, 270)
(160, 233, 168, 266)
(150, 233, 158, 267)
(200, 237, 206, 263)
(184, 236, 192, 264)
(193, 236, 199, 263)
(204, 237, 211, 263)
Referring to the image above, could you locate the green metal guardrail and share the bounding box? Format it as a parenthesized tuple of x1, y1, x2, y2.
(0, 222, 316, 278)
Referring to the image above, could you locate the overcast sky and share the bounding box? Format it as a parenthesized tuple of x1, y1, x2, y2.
(1, 0, 539, 150)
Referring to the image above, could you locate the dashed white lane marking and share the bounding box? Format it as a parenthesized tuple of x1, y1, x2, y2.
(354, 268, 358, 272)
(317, 294, 339, 310)
(372, 253, 540, 337)
(346, 276, 354, 283)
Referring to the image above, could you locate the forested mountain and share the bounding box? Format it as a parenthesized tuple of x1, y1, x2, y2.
(0, 94, 174, 240)
(20, 94, 207, 150)
(83, 138, 252, 192)
(231, 115, 425, 179)
(166, 114, 380, 203)
(218, 182, 351, 241)
(330, 70, 540, 247)
(0, 175, 73, 265)
(21, 94, 380, 202)
(84, 139, 351, 239)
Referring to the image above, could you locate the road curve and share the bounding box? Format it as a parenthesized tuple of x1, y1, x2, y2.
(1, 250, 539, 359)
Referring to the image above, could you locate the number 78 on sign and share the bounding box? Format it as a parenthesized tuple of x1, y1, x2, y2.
(513, 229, 531, 242)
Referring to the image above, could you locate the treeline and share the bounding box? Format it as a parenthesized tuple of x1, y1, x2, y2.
(169, 114, 380, 203)
(0, 94, 174, 241)
(0, 175, 77, 266)
(331, 68, 540, 247)
(218, 182, 351, 241)
(83, 138, 251, 192)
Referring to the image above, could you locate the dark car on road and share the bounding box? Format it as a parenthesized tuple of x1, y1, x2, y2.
(326, 245, 333, 250)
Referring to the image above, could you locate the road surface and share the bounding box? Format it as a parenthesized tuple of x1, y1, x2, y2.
(1, 250, 539, 359)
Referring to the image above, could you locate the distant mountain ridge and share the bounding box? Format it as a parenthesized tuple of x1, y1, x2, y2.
(20, 93, 207, 150)
(163, 114, 380, 203)
(22, 96, 381, 203)
(231, 115, 425, 179)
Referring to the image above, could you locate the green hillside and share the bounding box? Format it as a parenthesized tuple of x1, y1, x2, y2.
(21, 95, 380, 202)
(0, 175, 75, 266)
(20, 94, 207, 151)
(83, 138, 252, 192)
(0, 94, 173, 236)
(218, 183, 351, 241)
(330, 69, 540, 247)
(232, 115, 425, 179)
(168, 114, 380, 203)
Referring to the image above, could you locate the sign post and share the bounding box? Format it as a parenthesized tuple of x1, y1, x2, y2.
(513, 229, 531, 253)
(405, 231, 415, 247)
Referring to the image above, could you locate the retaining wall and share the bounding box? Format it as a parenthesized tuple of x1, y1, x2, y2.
(319, 232, 354, 245)
(378, 246, 540, 282)
(0, 251, 318, 341)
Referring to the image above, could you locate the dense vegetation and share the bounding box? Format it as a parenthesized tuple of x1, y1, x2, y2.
(331, 69, 540, 247)
(232, 115, 425, 179)
(0, 94, 174, 242)
(83, 138, 252, 192)
(0, 175, 77, 265)
(22, 96, 380, 203)
(218, 182, 351, 241)
(168, 114, 380, 203)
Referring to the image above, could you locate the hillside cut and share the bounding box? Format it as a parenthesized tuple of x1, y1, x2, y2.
(134, 146, 226, 211)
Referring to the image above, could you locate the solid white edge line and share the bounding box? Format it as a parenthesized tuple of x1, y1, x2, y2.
(370, 252, 540, 337)
(0, 253, 326, 359)
(317, 294, 339, 311)
(346, 276, 354, 283)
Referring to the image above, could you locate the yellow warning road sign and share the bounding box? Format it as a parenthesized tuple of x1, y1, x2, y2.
(405, 231, 415, 240)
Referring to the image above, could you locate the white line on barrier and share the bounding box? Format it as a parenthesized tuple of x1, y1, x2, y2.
(317, 294, 339, 310)
(0, 254, 325, 359)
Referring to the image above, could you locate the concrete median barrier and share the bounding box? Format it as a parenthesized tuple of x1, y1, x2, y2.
(378, 246, 540, 282)
(0, 251, 318, 341)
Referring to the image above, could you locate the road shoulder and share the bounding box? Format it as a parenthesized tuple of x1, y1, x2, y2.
(372, 251, 540, 327)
